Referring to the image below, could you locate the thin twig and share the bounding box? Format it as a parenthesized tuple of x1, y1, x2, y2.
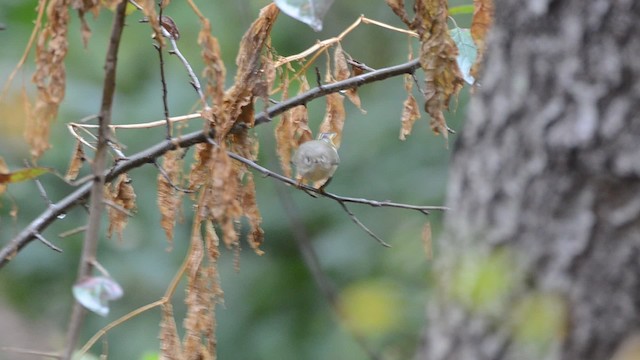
(163, 27, 209, 109)
(2, 347, 60, 359)
(336, 201, 391, 247)
(63, 2, 128, 359)
(103, 199, 134, 217)
(26, 160, 54, 207)
(35, 233, 63, 253)
(156, 4, 172, 139)
(89, 258, 111, 277)
(59, 226, 88, 238)
(154, 160, 194, 193)
(275, 15, 418, 68)
(0, 59, 423, 269)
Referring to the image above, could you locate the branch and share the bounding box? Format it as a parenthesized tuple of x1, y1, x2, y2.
(62, 2, 128, 359)
(0, 58, 422, 269)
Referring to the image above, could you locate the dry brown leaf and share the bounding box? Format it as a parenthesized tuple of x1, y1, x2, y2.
(106, 174, 137, 242)
(182, 213, 222, 358)
(183, 217, 205, 356)
(71, 0, 101, 47)
(400, 94, 421, 140)
(28, 0, 70, 158)
(138, 0, 163, 45)
(214, 3, 279, 140)
(198, 18, 226, 107)
(417, 0, 464, 145)
(275, 76, 294, 177)
(242, 172, 264, 255)
(470, 0, 494, 79)
(188, 143, 213, 190)
(386, 0, 411, 27)
(292, 77, 313, 145)
(0, 157, 7, 195)
(65, 141, 85, 181)
(319, 92, 346, 147)
(333, 43, 365, 113)
(205, 221, 220, 260)
(422, 221, 433, 260)
(157, 149, 184, 247)
(160, 303, 183, 360)
(399, 60, 421, 140)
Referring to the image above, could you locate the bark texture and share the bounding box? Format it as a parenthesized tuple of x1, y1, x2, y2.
(420, 0, 640, 359)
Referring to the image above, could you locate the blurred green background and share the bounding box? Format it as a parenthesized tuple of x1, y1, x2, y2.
(0, 1, 470, 359)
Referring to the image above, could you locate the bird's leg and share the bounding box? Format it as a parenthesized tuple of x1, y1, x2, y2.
(318, 176, 334, 193)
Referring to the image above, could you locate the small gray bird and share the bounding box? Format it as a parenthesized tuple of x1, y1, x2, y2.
(293, 133, 340, 188)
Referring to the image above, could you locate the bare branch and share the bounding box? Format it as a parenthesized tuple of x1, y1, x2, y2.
(2, 347, 60, 359)
(0, 58, 422, 269)
(336, 201, 391, 247)
(34, 233, 63, 253)
(63, 2, 128, 359)
(59, 226, 87, 238)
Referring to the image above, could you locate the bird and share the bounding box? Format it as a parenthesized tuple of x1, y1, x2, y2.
(292, 132, 340, 189)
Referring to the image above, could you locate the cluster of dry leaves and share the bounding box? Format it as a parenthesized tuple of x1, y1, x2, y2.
(2, 0, 493, 358)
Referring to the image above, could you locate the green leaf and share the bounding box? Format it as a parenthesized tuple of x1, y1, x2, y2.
(450, 27, 478, 84)
(449, 5, 475, 16)
(0, 167, 52, 184)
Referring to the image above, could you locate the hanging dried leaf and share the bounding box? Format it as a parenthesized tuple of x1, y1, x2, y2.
(188, 143, 213, 190)
(319, 92, 346, 147)
(422, 221, 433, 260)
(385, 0, 411, 27)
(65, 141, 85, 181)
(106, 174, 137, 242)
(157, 149, 184, 247)
(182, 214, 222, 358)
(275, 76, 294, 177)
(197, 18, 226, 106)
(205, 221, 220, 260)
(138, 0, 163, 45)
(400, 94, 421, 140)
(183, 217, 205, 356)
(292, 77, 313, 145)
(417, 0, 464, 144)
(242, 172, 264, 255)
(470, 0, 494, 79)
(333, 44, 365, 113)
(71, 0, 100, 47)
(28, 0, 70, 158)
(215, 3, 279, 140)
(160, 303, 183, 360)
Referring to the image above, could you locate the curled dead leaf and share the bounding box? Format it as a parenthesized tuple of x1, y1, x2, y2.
(28, 0, 70, 158)
(319, 92, 346, 147)
(65, 141, 85, 181)
(106, 174, 137, 242)
(157, 149, 184, 248)
(470, 0, 494, 79)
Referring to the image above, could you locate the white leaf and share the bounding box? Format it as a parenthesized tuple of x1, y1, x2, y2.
(274, 0, 335, 32)
(450, 27, 477, 85)
(72, 276, 123, 317)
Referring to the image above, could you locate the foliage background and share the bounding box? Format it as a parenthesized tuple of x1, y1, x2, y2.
(0, 0, 469, 359)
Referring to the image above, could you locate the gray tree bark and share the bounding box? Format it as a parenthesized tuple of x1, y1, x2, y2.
(419, 0, 640, 359)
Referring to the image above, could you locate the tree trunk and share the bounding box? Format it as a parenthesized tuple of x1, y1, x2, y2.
(419, 1, 640, 359)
